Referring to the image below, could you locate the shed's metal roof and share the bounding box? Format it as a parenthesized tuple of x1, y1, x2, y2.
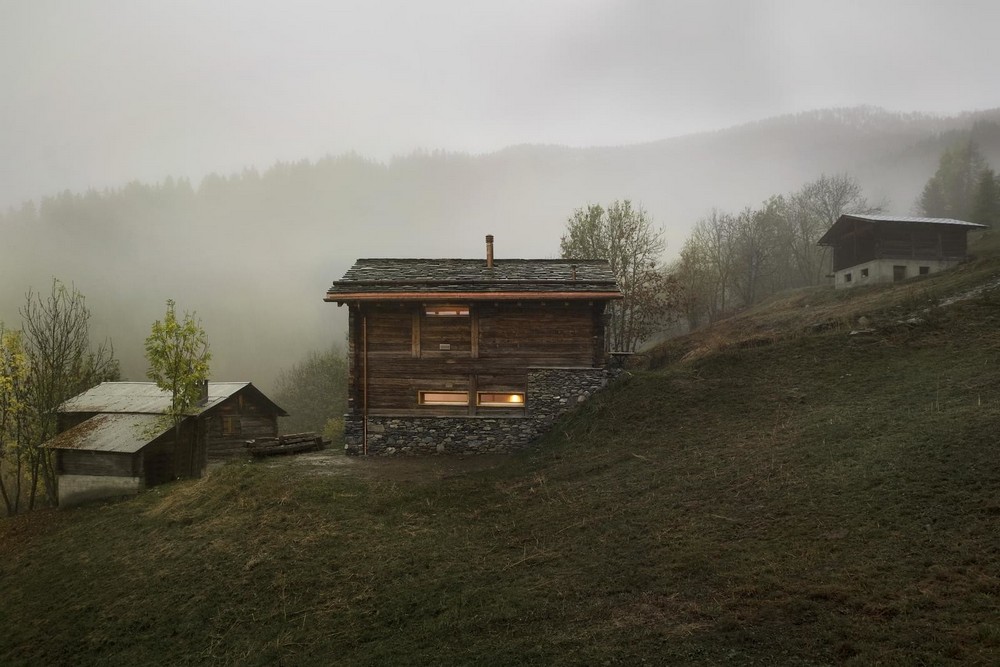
(44, 413, 172, 453)
(840, 214, 987, 227)
(325, 258, 622, 301)
(818, 214, 987, 245)
(59, 381, 252, 415)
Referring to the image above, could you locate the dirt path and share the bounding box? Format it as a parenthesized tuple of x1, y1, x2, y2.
(261, 447, 510, 483)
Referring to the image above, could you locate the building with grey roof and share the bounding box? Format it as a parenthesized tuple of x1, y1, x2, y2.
(817, 214, 987, 289)
(45, 381, 286, 506)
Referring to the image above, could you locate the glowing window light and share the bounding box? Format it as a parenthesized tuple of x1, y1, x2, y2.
(477, 392, 526, 407)
(419, 391, 469, 406)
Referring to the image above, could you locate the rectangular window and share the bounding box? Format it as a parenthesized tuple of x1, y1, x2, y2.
(844, 272, 852, 283)
(893, 265, 907, 281)
(919, 266, 930, 275)
(418, 390, 469, 406)
(861, 268, 869, 278)
(425, 305, 469, 317)
(222, 416, 241, 437)
(477, 392, 526, 407)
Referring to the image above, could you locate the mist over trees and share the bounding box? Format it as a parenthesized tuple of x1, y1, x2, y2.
(673, 174, 881, 325)
(917, 134, 1000, 227)
(2, 107, 1000, 389)
(271, 346, 348, 442)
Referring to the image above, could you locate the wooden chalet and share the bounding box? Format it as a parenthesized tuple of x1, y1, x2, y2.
(817, 214, 986, 289)
(45, 381, 287, 506)
(325, 235, 623, 455)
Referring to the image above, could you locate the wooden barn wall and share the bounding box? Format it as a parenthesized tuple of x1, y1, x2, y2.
(142, 423, 198, 487)
(57, 450, 137, 477)
(833, 223, 971, 272)
(205, 393, 279, 461)
(354, 302, 605, 414)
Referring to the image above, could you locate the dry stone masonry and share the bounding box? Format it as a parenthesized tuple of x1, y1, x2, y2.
(345, 367, 617, 455)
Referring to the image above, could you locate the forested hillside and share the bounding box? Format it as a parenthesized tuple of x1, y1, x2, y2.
(3, 106, 999, 389)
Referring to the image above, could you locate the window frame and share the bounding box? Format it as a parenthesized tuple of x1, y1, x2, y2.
(476, 391, 526, 408)
(418, 390, 470, 406)
(221, 415, 242, 437)
(424, 305, 470, 317)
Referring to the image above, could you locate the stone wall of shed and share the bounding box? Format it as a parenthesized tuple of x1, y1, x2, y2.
(345, 367, 616, 455)
(58, 474, 142, 507)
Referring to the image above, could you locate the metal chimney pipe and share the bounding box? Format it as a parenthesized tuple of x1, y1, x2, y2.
(486, 234, 494, 268)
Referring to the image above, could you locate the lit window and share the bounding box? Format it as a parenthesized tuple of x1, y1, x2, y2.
(222, 416, 241, 436)
(425, 305, 469, 316)
(418, 391, 469, 406)
(477, 392, 525, 407)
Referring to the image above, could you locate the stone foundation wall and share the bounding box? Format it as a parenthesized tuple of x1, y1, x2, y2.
(345, 367, 616, 455)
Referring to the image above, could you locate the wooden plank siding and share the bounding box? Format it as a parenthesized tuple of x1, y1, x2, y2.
(352, 301, 605, 415)
(57, 450, 138, 477)
(832, 222, 971, 272)
(204, 393, 280, 462)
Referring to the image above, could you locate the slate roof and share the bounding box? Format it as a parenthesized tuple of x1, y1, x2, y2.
(818, 214, 987, 245)
(325, 258, 622, 301)
(58, 381, 287, 416)
(45, 413, 172, 453)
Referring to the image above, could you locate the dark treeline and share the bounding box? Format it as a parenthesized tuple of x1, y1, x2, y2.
(3, 107, 1000, 389)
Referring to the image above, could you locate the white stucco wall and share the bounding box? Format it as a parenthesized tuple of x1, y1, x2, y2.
(58, 474, 142, 507)
(834, 258, 959, 289)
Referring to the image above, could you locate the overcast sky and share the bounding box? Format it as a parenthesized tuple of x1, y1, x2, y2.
(2, 0, 999, 209)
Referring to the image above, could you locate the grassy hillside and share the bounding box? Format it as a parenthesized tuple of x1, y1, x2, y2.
(3, 241, 1000, 665)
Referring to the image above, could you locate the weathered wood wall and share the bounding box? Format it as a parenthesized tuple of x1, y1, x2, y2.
(832, 222, 970, 272)
(204, 393, 280, 461)
(57, 450, 138, 477)
(350, 302, 606, 415)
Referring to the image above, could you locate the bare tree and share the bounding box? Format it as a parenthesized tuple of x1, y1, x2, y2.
(20, 280, 119, 507)
(787, 173, 883, 285)
(560, 200, 676, 352)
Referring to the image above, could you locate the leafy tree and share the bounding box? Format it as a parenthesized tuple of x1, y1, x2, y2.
(272, 346, 348, 441)
(19, 280, 119, 507)
(144, 299, 211, 434)
(560, 200, 676, 352)
(0, 325, 30, 515)
(918, 140, 988, 220)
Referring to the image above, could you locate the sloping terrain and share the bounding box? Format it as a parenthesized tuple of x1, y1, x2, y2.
(2, 237, 999, 666)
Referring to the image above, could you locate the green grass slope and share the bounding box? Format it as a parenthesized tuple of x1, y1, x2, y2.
(3, 246, 1000, 666)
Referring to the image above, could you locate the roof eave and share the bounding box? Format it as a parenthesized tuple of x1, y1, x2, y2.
(324, 290, 624, 304)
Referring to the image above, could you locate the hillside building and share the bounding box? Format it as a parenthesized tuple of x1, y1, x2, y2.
(818, 214, 986, 289)
(45, 381, 286, 506)
(324, 235, 622, 455)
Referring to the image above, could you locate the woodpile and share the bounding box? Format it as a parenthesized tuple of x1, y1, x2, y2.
(245, 432, 327, 457)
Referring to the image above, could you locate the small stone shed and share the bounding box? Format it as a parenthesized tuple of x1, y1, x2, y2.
(46, 381, 287, 506)
(817, 214, 986, 288)
(324, 235, 623, 455)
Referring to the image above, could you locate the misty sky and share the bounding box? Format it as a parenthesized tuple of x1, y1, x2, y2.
(2, 0, 999, 209)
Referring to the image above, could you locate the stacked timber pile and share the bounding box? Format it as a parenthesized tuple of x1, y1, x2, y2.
(245, 432, 328, 457)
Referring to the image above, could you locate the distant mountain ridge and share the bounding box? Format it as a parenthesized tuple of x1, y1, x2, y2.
(3, 105, 999, 390)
